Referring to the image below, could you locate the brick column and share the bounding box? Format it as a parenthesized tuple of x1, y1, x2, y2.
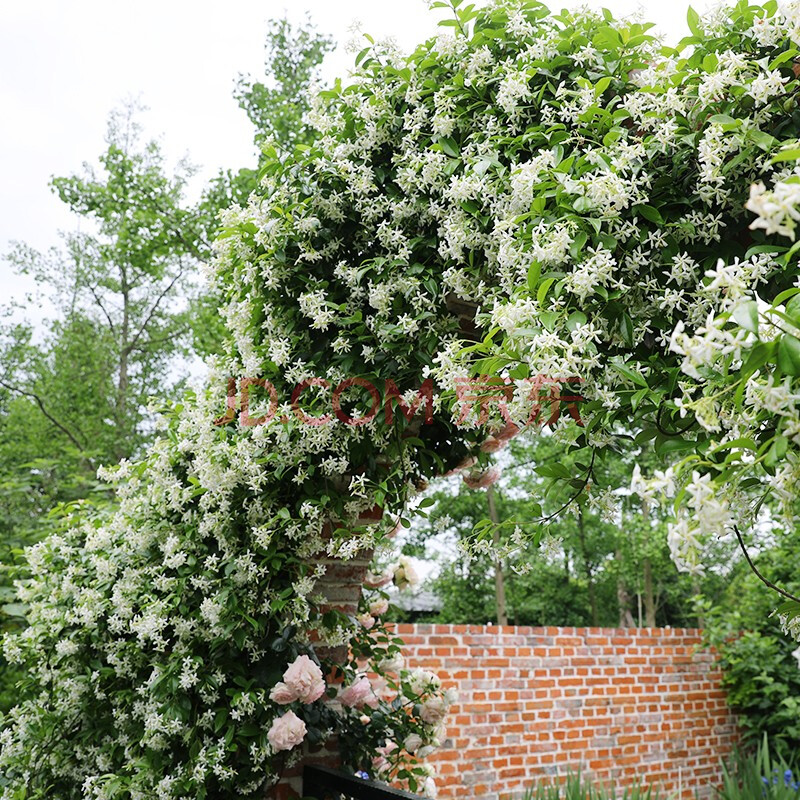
(268, 507, 382, 799)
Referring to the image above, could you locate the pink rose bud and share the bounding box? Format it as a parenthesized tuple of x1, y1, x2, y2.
(282, 654, 326, 703)
(267, 710, 307, 752)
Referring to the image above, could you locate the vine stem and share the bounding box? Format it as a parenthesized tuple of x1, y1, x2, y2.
(732, 525, 800, 605)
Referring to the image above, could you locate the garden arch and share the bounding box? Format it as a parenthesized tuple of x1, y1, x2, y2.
(4, 1, 800, 798)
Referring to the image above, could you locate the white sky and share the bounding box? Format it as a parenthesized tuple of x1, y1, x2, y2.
(0, 0, 696, 310)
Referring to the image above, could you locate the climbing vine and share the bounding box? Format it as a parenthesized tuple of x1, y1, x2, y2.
(4, 0, 800, 798)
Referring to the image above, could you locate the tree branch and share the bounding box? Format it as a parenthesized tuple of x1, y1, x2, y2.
(131, 326, 192, 352)
(732, 525, 800, 605)
(87, 284, 116, 334)
(126, 269, 185, 353)
(0, 377, 85, 451)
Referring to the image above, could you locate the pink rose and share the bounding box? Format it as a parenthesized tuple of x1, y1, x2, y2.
(463, 466, 501, 490)
(339, 676, 376, 709)
(269, 681, 295, 705)
(267, 710, 307, 751)
(369, 598, 389, 617)
(283, 654, 325, 704)
(357, 613, 376, 630)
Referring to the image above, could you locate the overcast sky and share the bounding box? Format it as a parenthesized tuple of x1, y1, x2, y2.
(0, 0, 696, 311)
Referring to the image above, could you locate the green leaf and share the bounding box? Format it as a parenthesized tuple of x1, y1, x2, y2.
(633, 204, 664, 224)
(610, 360, 648, 388)
(770, 148, 800, 164)
(786, 293, 800, 324)
(527, 260, 541, 293)
(769, 48, 799, 70)
(438, 137, 459, 158)
(537, 277, 556, 306)
(594, 76, 612, 97)
(708, 113, 737, 127)
(733, 300, 759, 335)
(708, 437, 758, 455)
(749, 130, 777, 151)
(778, 334, 800, 375)
(686, 6, 702, 37)
(620, 312, 634, 346)
(566, 311, 587, 331)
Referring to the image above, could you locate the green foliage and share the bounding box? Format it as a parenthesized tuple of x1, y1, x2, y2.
(398, 435, 728, 628)
(716, 736, 800, 798)
(524, 772, 662, 799)
(235, 16, 334, 156)
(701, 542, 800, 761)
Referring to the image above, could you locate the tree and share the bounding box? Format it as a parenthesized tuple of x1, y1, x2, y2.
(189, 16, 336, 360)
(4, 103, 205, 461)
(235, 16, 335, 157)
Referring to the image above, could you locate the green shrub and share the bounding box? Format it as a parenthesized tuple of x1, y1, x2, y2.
(699, 544, 800, 763)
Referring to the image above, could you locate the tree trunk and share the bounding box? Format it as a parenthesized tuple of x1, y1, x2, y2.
(692, 576, 705, 628)
(115, 266, 131, 461)
(487, 484, 508, 626)
(616, 548, 635, 627)
(641, 499, 656, 627)
(577, 508, 598, 626)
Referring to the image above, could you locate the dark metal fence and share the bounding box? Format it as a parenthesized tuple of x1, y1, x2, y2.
(302, 765, 429, 800)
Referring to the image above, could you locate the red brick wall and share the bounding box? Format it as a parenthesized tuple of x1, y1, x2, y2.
(395, 624, 737, 800)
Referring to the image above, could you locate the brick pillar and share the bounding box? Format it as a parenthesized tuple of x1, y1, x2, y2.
(268, 506, 382, 798)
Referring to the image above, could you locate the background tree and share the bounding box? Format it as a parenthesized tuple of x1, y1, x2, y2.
(394, 432, 730, 628)
(235, 16, 335, 158)
(700, 537, 800, 761)
(190, 16, 336, 359)
(0, 17, 336, 713)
